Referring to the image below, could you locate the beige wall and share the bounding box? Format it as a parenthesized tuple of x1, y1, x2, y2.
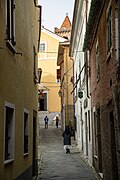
(0, 0, 39, 179)
(57, 44, 74, 128)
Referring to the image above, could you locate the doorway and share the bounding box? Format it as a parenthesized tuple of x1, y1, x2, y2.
(110, 110, 118, 179)
(85, 112, 88, 156)
(97, 107, 102, 173)
(39, 93, 47, 111)
(81, 107, 83, 151)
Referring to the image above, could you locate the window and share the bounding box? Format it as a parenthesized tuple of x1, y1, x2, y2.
(57, 69, 61, 83)
(4, 102, 15, 162)
(107, 6, 112, 53)
(6, 0, 16, 50)
(24, 110, 29, 154)
(115, 2, 119, 64)
(39, 43, 45, 51)
(96, 41, 100, 80)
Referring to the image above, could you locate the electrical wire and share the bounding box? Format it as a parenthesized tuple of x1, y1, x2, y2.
(38, 50, 84, 54)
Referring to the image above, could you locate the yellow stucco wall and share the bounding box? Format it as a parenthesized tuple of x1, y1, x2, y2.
(0, 0, 39, 179)
(38, 30, 62, 112)
(63, 47, 73, 105)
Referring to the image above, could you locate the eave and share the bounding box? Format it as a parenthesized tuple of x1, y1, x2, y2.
(83, 0, 105, 51)
(57, 41, 70, 66)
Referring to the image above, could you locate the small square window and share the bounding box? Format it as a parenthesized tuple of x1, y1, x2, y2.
(39, 43, 45, 51)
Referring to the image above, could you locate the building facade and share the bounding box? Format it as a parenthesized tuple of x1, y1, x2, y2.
(38, 27, 66, 125)
(57, 41, 74, 130)
(83, 0, 120, 179)
(0, 0, 41, 179)
(56, 15, 74, 131)
(70, 0, 92, 164)
(54, 15, 71, 40)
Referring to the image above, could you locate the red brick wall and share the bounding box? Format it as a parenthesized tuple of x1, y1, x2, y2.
(90, 0, 119, 179)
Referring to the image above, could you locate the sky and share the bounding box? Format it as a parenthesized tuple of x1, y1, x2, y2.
(38, 0, 75, 32)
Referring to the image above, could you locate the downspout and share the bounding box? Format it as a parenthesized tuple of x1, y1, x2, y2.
(36, 5, 41, 53)
(65, 47, 68, 125)
(62, 45, 69, 126)
(70, 57, 76, 140)
(85, 0, 89, 97)
(119, 0, 120, 65)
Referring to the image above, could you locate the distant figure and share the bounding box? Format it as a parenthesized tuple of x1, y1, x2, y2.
(62, 125, 71, 153)
(44, 116, 49, 129)
(56, 116, 59, 128)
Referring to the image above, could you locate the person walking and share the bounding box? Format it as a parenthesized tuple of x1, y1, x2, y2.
(55, 116, 59, 128)
(62, 125, 71, 153)
(44, 116, 49, 129)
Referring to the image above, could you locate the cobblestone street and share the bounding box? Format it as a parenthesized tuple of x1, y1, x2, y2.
(37, 124, 101, 180)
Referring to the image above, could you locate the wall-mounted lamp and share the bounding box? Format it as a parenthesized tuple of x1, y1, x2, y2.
(37, 68, 42, 84)
(78, 88, 83, 99)
(58, 89, 62, 97)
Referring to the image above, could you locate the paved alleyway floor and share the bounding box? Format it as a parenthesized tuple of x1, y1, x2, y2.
(37, 125, 101, 180)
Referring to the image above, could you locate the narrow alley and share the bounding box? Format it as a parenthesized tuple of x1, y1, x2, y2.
(37, 123, 100, 180)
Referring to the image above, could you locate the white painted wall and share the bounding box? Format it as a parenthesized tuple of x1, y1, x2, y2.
(70, 0, 92, 164)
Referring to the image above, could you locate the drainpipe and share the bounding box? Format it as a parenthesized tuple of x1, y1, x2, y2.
(35, 5, 41, 53)
(65, 47, 68, 125)
(70, 57, 76, 140)
(85, 0, 89, 97)
(62, 45, 69, 126)
(118, 0, 120, 65)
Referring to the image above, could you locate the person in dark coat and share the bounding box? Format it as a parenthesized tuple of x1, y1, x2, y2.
(62, 125, 71, 153)
(44, 116, 49, 129)
(55, 116, 59, 128)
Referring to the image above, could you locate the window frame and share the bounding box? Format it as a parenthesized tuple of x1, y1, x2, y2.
(4, 101, 15, 164)
(6, 0, 16, 53)
(39, 42, 46, 51)
(115, 2, 119, 64)
(96, 41, 100, 81)
(107, 5, 112, 54)
(23, 109, 29, 155)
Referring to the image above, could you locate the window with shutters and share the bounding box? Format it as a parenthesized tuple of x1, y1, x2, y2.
(6, 0, 16, 52)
